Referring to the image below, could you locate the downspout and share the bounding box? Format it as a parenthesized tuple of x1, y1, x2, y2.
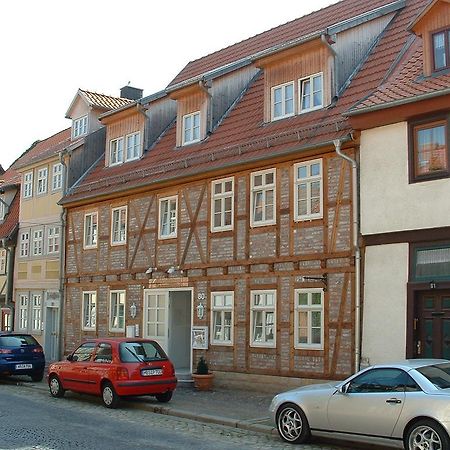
(58, 151, 68, 358)
(334, 138, 361, 372)
(5, 241, 15, 331)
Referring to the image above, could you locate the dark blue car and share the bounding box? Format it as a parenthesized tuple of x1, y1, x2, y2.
(0, 333, 45, 381)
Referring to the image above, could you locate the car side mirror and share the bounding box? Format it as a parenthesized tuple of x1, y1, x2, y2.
(339, 382, 350, 394)
(67, 354, 77, 362)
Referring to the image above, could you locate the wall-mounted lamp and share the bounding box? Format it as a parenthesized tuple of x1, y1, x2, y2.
(166, 265, 180, 275)
(430, 280, 437, 289)
(130, 302, 137, 319)
(196, 302, 205, 319)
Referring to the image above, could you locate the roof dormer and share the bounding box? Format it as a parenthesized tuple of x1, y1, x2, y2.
(65, 89, 135, 141)
(169, 82, 211, 147)
(409, 0, 450, 76)
(255, 36, 335, 124)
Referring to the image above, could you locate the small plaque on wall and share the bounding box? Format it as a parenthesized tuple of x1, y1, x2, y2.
(192, 326, 208, 350)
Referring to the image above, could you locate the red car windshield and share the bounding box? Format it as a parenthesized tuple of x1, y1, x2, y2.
(119, 341, 167, 363)
(417, 363, 450, 389)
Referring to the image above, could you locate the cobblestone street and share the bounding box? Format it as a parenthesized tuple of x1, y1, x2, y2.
(0, 381, 372, 450)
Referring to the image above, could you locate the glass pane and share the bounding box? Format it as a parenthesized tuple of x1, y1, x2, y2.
(274, 87, 282, 103)
(416, 247, 450, 280)
(298, 199, 307, 216)
(311, 197, 320, 214)
(311, 163, 320, 177)
(253, 192, 263, 222)
(311, 311, 321, 327)
(424, 319, 433, 358)
(274, 102, 282, 118)
(433, 32, 446, 70)
(214, 182, 222, 195)
(415, 125, 447, 176)
(156, 324, 165, 336)
(265, 293, 274, 306)
(444, 320, 450, 360)
(311, 327, 321, 344)
(253, 175, 263, 187)
(224, 295, 232, 307)
(224, 181, 232, 192)
(265, 172, 274, 185)
(298, 293, 308, 306)
(311, 293, 322, 305)
(443, 297, 450, 309)
(298, 183, 307, 200)
(297, 166, 307, 179)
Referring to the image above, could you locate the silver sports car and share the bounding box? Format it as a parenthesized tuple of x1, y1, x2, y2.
(270, 360, 450, 450)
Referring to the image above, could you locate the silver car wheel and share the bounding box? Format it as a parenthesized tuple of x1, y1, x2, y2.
(102, 385, 114, 406)
(278, 406, 303, 441)
(408, 425, 442, 450)
(50, 378, 60, 396)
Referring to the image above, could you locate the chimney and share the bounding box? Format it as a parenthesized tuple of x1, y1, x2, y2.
(120, 85, 143, 101)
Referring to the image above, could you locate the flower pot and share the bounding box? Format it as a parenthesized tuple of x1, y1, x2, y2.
(192, 372, 214, 391)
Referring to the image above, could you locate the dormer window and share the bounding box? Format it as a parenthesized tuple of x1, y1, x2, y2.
(300, 73, 323, 113)
(183, 112, 200, 145)
(110, 137, 124, 166)
(433, 29, 450, 71)
(271, 82, 294, 121)
(73, 115, 88, 138)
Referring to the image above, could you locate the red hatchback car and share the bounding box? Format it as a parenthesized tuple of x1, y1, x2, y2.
(48, 338, 177, 408)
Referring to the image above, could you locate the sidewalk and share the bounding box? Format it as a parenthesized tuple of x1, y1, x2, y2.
(16, 377, 276, 435)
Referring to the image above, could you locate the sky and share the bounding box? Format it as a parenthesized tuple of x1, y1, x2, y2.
(0, 0, 339, 170)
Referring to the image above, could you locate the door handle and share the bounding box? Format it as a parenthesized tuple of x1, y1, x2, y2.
(386, 398, 402, 404)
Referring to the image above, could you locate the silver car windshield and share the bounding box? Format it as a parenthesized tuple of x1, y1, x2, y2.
(417, 363, 450, 389)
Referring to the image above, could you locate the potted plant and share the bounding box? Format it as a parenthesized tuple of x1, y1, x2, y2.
(192, 356, 214, 391)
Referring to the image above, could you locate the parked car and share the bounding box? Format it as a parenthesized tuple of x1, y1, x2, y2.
(270, 359, 450, 450)
(0, 332, 45, 381)
(48, 338, 177, 408)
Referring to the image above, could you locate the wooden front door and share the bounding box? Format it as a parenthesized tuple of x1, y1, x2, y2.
(414, 291, 450, 359)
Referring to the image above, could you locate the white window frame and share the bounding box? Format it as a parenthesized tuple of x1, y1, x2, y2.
(0, 200, 5, 221)
(20, 232, 29, 257)
(294, 288, 324, 350)
(72, 115, 88, 139)
(18, 294, 28, 330)
(271, 81, 295, 121)
(37, 167, 48, 195)
(109, 137, 124, 166)
(125, 132, 141, 161)
(299, 72, 324, 113)
(82, 291, 97, 331)
(32, 229, 44, 256)
(250, 290, 276, 348)
(211, 177, 234, 232)
(46, 226, 60, 254)
(109, 290, 126, 333)
(52, 163, 63, 191)
(211, 291, 234, 345)
(84, 212, 98, 249)
(182, 111, 201, 145)
(23, 171, 33, 198)
(111, 206, 127, 245)
(31, 293, 42, 332)
(0, 249, 6, 274)
(294, 159, 323, 221)
(158, 196, 178, 239)
(250, 168, 276, 227)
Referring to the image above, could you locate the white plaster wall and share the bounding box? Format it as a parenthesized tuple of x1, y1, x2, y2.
(361, 243, 408, 365)
(360, 123, 450, 235)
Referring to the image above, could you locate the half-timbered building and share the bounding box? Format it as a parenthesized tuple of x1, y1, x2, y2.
(60, 0, 418, 384)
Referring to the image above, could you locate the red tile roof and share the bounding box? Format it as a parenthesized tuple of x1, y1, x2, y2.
(168, 0, 399, 87)
(0, 191, 19, 240)
(80, 90, 134, 110)
(348, 39, 450, 113)
(63, 0, 429, 205)
(13, 128, 71, 170)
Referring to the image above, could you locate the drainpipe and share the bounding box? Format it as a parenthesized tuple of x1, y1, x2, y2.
(58, 151, 68, 358)
(5, 242, 15, 330)
(334, 138, 361, 372)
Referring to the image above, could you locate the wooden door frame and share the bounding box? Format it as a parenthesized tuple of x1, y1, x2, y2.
(406, 282, 450, 358)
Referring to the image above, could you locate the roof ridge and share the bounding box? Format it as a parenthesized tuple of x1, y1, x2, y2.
(168, 0, 348, 86)
(79, 88, 133, 101)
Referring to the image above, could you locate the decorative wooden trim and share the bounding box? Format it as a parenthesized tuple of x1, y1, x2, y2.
(363, 227, 450, 247)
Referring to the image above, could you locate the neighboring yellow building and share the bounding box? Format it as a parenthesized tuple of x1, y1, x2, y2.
(14, 129, 70, 360)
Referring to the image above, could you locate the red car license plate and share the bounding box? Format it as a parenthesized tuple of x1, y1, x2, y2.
(141, 368, 163, 376)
